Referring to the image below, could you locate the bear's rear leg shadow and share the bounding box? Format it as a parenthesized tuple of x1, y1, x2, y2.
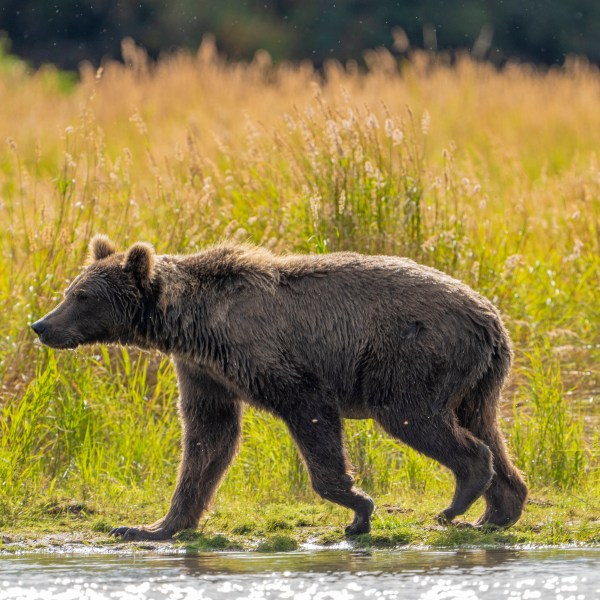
(284, 405, 375, 536)
(375, 411, 494, 524)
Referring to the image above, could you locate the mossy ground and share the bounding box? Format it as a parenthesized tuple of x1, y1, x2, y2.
(2, 489, 598, 554)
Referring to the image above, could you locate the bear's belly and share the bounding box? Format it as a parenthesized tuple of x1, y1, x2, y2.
(340, 405, 372, 420)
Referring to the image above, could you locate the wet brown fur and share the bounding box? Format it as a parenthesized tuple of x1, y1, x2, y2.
(32, 237, 528, 540)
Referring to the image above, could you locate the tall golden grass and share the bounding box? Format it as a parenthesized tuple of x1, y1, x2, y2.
(0, 40, 598, 526)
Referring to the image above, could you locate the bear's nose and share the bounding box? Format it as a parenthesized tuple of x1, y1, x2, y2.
(31, 320, 46, 335)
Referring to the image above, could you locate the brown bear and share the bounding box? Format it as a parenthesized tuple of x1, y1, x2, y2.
(31, 235, 527, 540)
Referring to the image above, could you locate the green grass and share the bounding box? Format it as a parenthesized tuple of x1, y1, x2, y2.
(511, 346, 587, 488)
(0, 47, 598, 548)
(2, 492, 598, 552)
(1, 343, 595, 543)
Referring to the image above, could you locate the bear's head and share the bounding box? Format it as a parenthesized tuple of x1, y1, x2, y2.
(31, 235, 157, 349)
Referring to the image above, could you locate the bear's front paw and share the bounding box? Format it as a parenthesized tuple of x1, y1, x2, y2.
(109, 526, 174, 541)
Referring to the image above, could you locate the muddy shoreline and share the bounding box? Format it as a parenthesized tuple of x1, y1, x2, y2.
(2, 530, 599, 556)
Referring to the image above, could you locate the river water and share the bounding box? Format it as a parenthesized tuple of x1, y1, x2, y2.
(1, 547, 599, 600)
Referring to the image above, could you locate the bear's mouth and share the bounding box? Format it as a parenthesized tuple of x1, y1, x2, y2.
(36, 332, 82, 350)
(44, 340, 80, 350)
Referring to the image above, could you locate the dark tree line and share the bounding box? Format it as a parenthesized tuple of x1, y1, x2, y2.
(1, 0, 599, 70)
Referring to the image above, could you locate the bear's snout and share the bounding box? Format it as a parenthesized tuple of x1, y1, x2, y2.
(30, 317, 79, 349)
(31, 320, 47, 336)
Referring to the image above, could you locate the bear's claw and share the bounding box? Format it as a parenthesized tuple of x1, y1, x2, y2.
(109, 526, 174, 541)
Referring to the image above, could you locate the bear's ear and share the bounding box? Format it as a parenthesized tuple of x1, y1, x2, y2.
(124, 242, 155, 288)
(89, 234, 117, 261)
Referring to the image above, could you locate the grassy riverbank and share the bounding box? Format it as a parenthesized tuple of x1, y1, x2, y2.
(0, 42, 598, 546)
(2, 489, 598, 553)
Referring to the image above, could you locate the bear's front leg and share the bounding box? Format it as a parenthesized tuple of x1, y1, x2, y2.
(110, 364, 242, 541)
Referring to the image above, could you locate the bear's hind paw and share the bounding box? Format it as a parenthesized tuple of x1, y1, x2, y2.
(344, 516, 372, 536)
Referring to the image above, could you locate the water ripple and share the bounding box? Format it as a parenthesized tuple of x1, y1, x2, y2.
(1, 548, 599, 600)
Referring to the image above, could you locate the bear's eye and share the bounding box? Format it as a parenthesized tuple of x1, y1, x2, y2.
(75, 291, 89, 301)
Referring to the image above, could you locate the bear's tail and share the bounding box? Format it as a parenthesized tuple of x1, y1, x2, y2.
(456, 341, 527, 528)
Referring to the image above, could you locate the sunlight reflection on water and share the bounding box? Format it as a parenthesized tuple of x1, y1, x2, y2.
(0, 548, 599, 600)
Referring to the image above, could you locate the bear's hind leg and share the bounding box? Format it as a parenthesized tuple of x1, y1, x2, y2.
(283, 404, 375, 535)
(456, 383, 528, 528)
(473, 424, 527, 528)
(375, 411, 494, 524)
